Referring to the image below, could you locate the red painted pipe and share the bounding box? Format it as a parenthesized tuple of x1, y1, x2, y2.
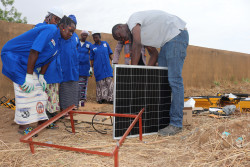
(114, 146, 119, 167)
(69, 111, 75, 134)
(111, 108, 145, 157)
(118, 108, 144, 147)
(21, 140, 113, 156)
(71, 111, 137, 118)
(20, 107, 145, 167)
(29, 138, 35, 154)
(20, 105, 75, 141)
(139, 117, 142, 141)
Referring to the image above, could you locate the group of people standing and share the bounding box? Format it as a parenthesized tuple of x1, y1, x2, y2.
(1, 7, 114, 135)
(2, 8, 189, 137)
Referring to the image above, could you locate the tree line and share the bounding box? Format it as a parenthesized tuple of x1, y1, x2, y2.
(0, 0, 27, 23)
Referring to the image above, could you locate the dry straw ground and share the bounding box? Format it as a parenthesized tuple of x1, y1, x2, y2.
(0, 81, 249, 167)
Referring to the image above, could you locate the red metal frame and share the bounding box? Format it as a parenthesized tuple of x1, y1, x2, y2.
(20, 105, 144, 167)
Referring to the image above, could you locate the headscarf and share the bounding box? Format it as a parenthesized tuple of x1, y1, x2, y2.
(68, 14, 77, 25)
(81, 30, 90, 35)
(92, 30, 101, 38)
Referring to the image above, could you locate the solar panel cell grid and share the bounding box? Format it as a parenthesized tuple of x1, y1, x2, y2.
(113, 65, 171, 139)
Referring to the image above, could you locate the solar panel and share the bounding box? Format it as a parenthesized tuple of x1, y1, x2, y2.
(113, 65, 171, 139)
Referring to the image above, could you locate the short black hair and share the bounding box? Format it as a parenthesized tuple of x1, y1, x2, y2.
(112, 24, 122, 39)
(58, 16, 76, 27)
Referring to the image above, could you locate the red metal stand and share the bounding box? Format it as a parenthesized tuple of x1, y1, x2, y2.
(20, 105, 144, 167)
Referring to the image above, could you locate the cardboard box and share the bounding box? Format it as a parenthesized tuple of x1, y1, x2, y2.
(183, 107, 192, 126)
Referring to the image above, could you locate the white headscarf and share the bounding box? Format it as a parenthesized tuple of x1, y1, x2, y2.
(81, 30, 90, 35)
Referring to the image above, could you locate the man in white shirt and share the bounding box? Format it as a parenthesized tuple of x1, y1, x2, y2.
(112, 10, 189, 136)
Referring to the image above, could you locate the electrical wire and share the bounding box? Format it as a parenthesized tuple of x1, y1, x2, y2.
(58, 119, 91, 133)
(91, 112, 113, 134)
(58, 113, 113, 134)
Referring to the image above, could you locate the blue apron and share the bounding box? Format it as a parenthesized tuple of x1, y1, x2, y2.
(91, 41, 113, 82)
(78, 41, 93, 77)
(44, 48, 63, 84)
(60, 33, 80, 82)
(34, 21, 47, 28)
(1, 24, 60, 85)
(34, 22, 63, 84)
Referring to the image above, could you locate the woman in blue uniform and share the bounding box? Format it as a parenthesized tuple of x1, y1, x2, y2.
(34, 7, 64, 126)
(1, 16, 76, 135)
(59, 15, 80, 111)
(77, 30, 93, 106)
(91, 31, 114, 104)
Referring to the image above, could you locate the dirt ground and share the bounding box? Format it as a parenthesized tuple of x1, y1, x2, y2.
(0, 81, 249, 167)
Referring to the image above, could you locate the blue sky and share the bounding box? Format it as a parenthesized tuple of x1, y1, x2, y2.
(13, 0, 250, 54)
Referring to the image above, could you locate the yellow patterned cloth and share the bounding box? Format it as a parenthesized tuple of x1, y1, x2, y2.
(45, 83, 60, 113)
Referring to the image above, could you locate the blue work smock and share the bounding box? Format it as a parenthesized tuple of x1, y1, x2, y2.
(91, 41, 113, 82)
(34, 21, 47, 28)
(1, 24, 60, 85)
(34, 22, 63, 84)
(60, 32, 79, 82)
(77, 41, 93, 77)
(44, 49, 63, 84)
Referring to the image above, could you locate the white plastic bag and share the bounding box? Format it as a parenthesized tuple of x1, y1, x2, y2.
(184, 98, 195, 108)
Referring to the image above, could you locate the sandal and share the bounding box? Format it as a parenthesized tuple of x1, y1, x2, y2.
(18, 127, 38, 137)
(46, 123, 59, 129)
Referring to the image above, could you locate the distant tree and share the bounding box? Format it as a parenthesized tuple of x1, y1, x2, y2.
(0, 0, 27, 23)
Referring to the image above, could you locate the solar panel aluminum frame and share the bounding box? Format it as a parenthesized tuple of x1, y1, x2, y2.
(113, 65, 171, 139)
